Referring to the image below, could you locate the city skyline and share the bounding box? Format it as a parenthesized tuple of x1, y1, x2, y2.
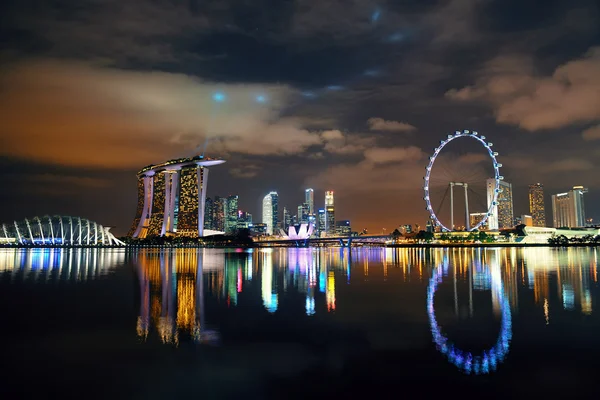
(0, 1, 599, 235)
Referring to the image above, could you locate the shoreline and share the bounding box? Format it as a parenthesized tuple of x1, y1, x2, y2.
(1, 243, 599, 249)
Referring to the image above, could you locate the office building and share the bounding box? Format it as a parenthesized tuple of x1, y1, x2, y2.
(224, 195, 239, 234)
(283, 207, 291, 231)
(262, 191, 279, 235)
(486, 179, 514, 230)
(298, 203, 309, 224)
(520, 215, 533, 227)
(129, 155, 225, 238)
(317, 209, 326, 237)
(204, 198, 214, 230)
(552, 186, 588, 228)
(529, 183, 546, 227)
(399, 224, 413, 234)
(212, 196, 226, 232)
(469, 213, 488, 230)
(305, 188, 314, 215)
(335, 220, 351, 236)
(325, 191, 335, 236)
(237, 210, 252, 229)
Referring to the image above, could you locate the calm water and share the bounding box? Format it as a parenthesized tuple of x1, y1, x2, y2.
(1, 247, 599, 398)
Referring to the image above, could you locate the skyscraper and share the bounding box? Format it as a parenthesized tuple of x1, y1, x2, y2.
(298, 202, 309, 224)
(129, 155, 225, 238)
(325, 191, 335, 236)
(203, 198, 214, 230)
(283, 207, 291, 231)
(317, 209, 326, 237)
(212, 196, 225, 232)
(262, 191, 278, 235)
(486, 179, 514, 230)
(224, 195, 239, 234)
(529, 183, 546, 227)
(305, 188, 314, 215)
(552, 186, 588, 228)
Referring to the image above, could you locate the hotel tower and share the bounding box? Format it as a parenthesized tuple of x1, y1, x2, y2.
(128, 155, 225, 238)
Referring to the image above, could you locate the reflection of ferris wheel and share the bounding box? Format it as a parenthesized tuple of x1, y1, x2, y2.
(424, 130, 502, 232)
(427, 256, 512, 375)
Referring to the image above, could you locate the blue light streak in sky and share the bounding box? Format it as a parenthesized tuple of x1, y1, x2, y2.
(212, 92, 226, 102)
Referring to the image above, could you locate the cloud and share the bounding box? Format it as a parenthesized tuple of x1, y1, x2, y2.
(363, 146, 425, 165)
(3, 173, 111, 196)
(446, 47, 600, 131)
(321, 130, 374, 155)
(545, 159, 594, 172)
(367, 118, 417, 132)
(582, 124, 600, 140)
(307, 145, 427, 192)
(229, 165, 262, 179)
(0, 59, 326, 168)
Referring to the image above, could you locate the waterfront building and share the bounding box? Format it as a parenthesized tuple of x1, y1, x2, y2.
(1, 216, 125, 246)
(552, 186, 588, 228)
(224, 195, 239, 234)
(249, 223, 268, 237)
(317, 209, 326, 237)
(399, 224, 412, 234)
(528, 183, 546, 227)
(469, 213, 488, 230)
(262, 191, 279, 235)
(237, 210, 252, 230)
(335, 220, 351, 236)
(486, 179, 514, 230)
(520, 215, 533, 227)
(325, 191, 335, 236)
(129, 155, 225, 238)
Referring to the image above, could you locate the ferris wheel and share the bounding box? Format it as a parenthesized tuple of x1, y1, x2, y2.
(424, 130, 503, 232)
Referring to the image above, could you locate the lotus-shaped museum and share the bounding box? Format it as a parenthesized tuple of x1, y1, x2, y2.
(280, 223, 314, 240)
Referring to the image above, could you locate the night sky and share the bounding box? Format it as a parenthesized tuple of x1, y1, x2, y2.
(1, 0, 599, 235)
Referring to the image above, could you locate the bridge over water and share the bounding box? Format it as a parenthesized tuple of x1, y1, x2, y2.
(254, 234, 390, 248)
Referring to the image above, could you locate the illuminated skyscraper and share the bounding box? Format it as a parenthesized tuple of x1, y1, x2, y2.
(486, 179, 514, 230)
(224, 195, 239, 234)
(203, 198, 214, 230)
(325, 191, 335, 236)
(283, 207, 291, 231)
(552, 186, 588, 228)
(262, 191, 278, 235)
(212, 196, 225, 232)
(129, 156, 225, 238)
(529, 183, 546, 227)
(298, 203, 309, 224)
(317, 209, 326, 237)
(305, 188, 314, 215)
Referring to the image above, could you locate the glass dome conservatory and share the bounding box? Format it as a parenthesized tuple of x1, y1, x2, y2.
(0, 216, 125, 246)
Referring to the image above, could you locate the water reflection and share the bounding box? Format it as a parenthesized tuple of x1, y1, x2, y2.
(0, 248, 124, 281)
(133, 249, 219, 346)
(427, 249, 512, 375)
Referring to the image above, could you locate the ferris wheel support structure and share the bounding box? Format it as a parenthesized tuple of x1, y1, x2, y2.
(424, 130, 502, 232)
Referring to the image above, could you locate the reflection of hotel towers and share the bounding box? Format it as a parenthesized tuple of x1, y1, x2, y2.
(129, 156, 225, 238)
(0, 248, 124, 281)
(522, 248, 597, 316)
(135, 250, 216, 344)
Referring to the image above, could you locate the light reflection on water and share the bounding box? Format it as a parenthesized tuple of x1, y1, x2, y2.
(1, 246, 599, 378)
(0, 248, 125, 281)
